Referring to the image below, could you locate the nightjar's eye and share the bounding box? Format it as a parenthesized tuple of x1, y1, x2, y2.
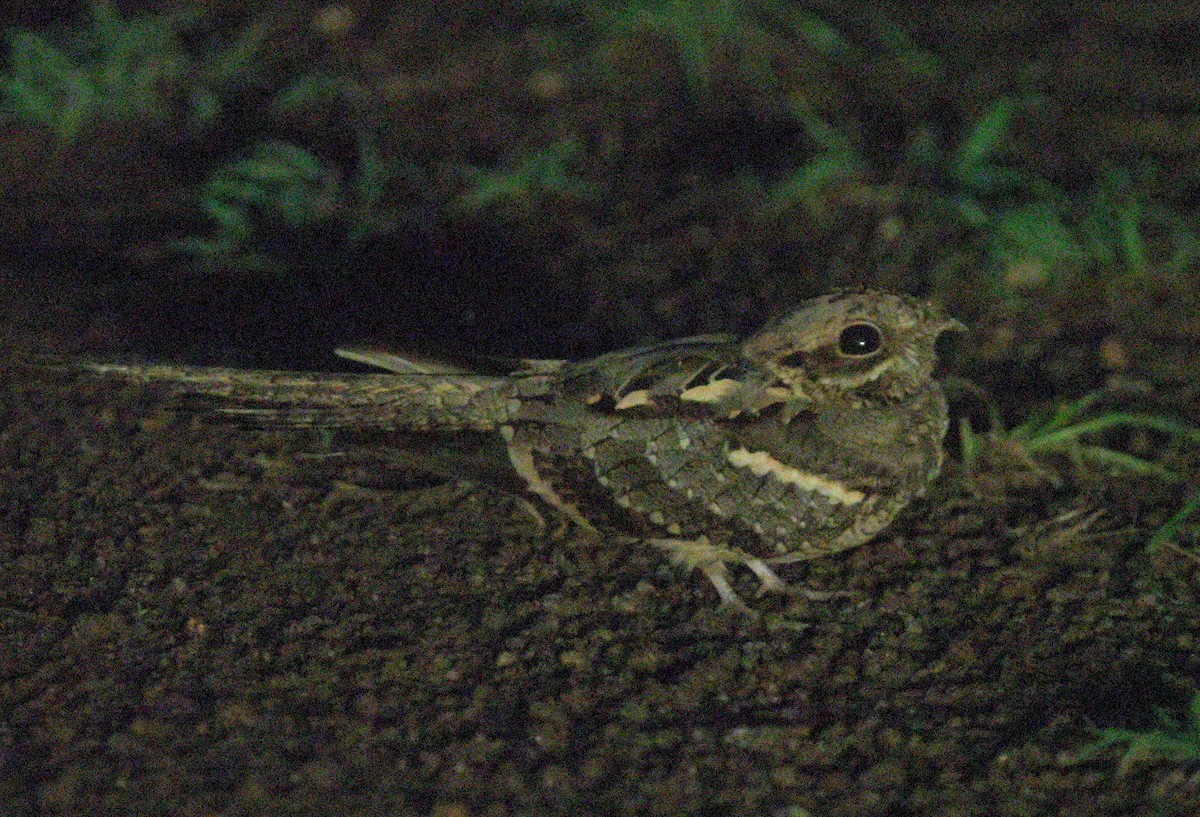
(838, 322, 883, 357)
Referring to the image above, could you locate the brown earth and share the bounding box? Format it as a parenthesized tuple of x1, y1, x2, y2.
(2, 270, 1199, 817)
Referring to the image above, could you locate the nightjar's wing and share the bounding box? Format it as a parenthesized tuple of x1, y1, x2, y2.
(84, 359, 520, 431)
(334, 347, 567, 377)
(558, 334, 802, 420)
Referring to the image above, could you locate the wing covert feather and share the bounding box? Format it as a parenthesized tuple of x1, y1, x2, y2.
(560, 335, 800, 420)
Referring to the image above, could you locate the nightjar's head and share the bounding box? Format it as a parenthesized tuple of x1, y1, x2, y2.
(742, 290, 963, 401)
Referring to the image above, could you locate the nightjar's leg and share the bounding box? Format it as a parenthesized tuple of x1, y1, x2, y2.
(511, 496, 551, 535)
(651, 537, 851, 611)
(500, 425, 597, 534)
(743, 558, 788, 593)
(649, 536, 786, 615)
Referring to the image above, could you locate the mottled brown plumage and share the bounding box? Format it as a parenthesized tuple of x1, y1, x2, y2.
(87, 290, 962, 613)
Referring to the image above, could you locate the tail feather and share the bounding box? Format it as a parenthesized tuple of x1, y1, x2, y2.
(334, 347, 476, 376)
(84, 361, 519, 431)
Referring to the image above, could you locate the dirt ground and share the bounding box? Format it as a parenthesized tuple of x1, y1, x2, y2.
(3, 2, 1200, 814)
(2, 269, 1200, 817)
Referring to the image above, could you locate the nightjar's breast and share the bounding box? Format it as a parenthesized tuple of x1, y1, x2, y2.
(565, 384, 949, 561)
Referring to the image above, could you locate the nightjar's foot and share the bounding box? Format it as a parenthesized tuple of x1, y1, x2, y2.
(649, 536, 788, 615)
(511, 495, 550, 535)
(650, 537, 856, 612)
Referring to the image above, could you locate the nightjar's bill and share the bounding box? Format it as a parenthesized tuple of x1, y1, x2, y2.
(83, 290, 963, 613)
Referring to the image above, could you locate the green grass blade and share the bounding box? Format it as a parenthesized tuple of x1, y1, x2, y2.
(1075, 445, 1182, 481)
(1024, 412, 1200, 453)
(1145, 490, 1200, 553)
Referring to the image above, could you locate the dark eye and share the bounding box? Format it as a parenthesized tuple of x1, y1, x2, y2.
(838, 323, 883, 357)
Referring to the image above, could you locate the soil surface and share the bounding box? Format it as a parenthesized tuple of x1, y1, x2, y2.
(5, 3, 1200, 814)
(3, 272, 1200, 817)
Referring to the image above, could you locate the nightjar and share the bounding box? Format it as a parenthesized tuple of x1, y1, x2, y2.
(86, 290, 963, 613)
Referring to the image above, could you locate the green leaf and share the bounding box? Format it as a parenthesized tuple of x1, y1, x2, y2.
(988, 202, 1084, 276)
(950, 97, 1019, 183)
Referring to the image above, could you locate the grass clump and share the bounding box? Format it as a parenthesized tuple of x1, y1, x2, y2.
(539, 0, 936, 111)
(454, 138, 600, 213)
(960, 391, 1200, 483)
(913, 96, 1200, 289)
(174, 141, 342, 275)
(958, 391, 1200, 559)
(0, 1, 264, 143)
(1078, 689, 1200, 774)
(175, 129, 404, 276)
(591, 0, 857, 99)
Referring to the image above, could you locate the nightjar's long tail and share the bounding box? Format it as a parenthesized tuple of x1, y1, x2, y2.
(84, 359, 522, 432)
